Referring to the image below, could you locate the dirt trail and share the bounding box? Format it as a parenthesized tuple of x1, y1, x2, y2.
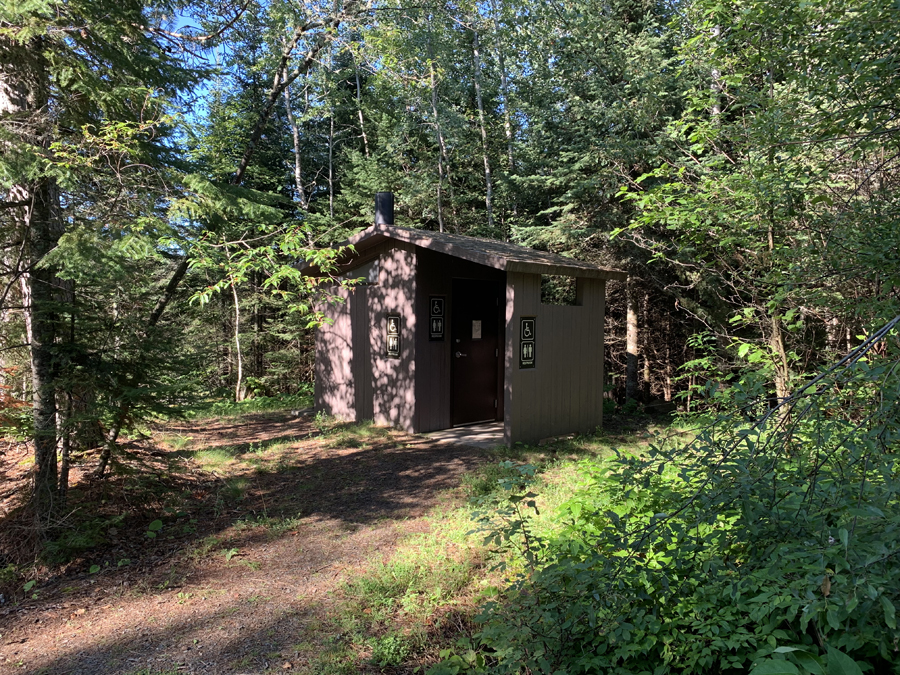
(0, 412, 486, 674)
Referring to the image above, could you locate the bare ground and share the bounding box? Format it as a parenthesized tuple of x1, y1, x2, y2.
(0, 411, 488, 675)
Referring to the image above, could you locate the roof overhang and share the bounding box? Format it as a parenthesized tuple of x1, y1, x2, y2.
(299, 224, 627, 282)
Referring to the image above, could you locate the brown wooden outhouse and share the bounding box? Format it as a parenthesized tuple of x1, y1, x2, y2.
(305, 220, 626, 446)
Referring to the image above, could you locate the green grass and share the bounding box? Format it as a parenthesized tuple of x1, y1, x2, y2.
(191, 446, 239, 470)
(151, 405, 670, 673)
(314, 420, 673, 671)
(185, 393, 313, 420)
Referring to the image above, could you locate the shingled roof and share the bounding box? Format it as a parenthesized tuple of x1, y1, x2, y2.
(302, 224, 627, 281)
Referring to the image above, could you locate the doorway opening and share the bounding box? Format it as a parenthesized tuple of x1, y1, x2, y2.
(451, 278, 502, 426)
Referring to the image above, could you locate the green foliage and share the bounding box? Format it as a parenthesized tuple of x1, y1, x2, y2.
(185, 393, 312, 419)
(145, 519, 164, 539)
(369, 633, 412, 668)
(463, 460, 532, 499)
(442, 331, 900, 674)
(42, 515, 126, 563)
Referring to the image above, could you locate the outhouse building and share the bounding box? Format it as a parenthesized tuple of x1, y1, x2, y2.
(304, 203, 626, 446)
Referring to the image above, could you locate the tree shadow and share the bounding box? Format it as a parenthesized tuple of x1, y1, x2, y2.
(0, 411, 491, 673)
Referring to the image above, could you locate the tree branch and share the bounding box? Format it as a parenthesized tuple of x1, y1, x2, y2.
(232, 1, 359, 185)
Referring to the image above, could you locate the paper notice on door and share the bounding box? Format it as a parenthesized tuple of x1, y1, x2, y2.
(472, 320, 482, 339)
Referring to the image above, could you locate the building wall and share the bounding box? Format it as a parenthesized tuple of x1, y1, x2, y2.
(316, 242, 608, 442)
(369, 243, 417, 431)
(504, 273, 606, 445)
(314, 284, 364, 421)
(414, 248, 506, 433)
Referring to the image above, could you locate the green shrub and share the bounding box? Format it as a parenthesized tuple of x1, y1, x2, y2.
(443, 352, 900, 674)
(370, 633, 411, 667)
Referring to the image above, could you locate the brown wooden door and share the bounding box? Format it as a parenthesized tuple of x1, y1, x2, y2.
(451, 279, 500, 425)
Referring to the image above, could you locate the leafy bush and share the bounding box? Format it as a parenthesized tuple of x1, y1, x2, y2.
(442, 327, 900, 674)
(370, 633, 411, 667)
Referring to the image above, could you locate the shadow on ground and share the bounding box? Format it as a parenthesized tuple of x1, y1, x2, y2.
(0, 411, 489, 674)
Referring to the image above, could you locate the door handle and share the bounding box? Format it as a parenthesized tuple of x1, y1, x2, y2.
(455, 351, 467, 358)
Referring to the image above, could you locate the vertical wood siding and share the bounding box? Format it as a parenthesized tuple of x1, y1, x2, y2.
(369, 243, 417, 432)
(315, 285, 359, 421)
(504, 273, 606, 445)
(316, 242, 607, 443)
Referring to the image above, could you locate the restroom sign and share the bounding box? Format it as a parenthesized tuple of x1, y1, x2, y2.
(429, 296, 445, 341)
(519, 317, 536, 368)
(386, 314, 401, 358)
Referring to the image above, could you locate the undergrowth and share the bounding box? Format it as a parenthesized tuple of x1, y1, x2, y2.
(313, 425, 647, 673)
(432, 329, 900, 675)
(185, 393, 312, 419)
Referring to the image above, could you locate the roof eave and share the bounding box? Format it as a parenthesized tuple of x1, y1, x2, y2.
(298, 224, 628, 281)
(505, 260, 628, 281)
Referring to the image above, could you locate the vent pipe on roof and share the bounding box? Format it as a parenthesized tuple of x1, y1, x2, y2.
(375, 192, 394, 226)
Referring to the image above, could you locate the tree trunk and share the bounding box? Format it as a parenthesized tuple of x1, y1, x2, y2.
(769, 313, 790, 403)
(663, 312, 673, 402)
(642, 292, 651, 401)
(353, 58, 370, 158)
(95, 256, 191, 478)
(710, 25, 723, 116)
(429, 58, 446, 233)
(57, 392, 72, 507)
(282, 75, 309, 211)
(328, 111, 335, 220)
(826, 315, 841, 354)
(426, 30, 459, 233)
(489, 0, 517, 232)
(232, 278, 245, 402)
(1, 35, 61, 519)
(232, 3, 354, 185)
(471, 29, 494, 231)
(625, 278, 639, 402)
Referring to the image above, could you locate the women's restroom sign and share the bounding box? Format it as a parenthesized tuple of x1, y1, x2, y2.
(429, 297, 445, 341)
(386, 314, 401, 358)
(520, 317, 536, 368)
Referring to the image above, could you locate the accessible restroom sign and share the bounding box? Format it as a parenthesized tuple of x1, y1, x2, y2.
(386, 314, 401, 358)
(520, 317, 535, 368)
(429, 297, 445, 341)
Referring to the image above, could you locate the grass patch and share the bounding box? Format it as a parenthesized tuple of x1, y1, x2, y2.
(312, 416, 395, 449)
(186, 393, 312, 420)
(192, 446, 240, 471)
(319, 421, 663, 672)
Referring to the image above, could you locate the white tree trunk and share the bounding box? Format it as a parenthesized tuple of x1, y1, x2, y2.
(232, 279, 244, 402)
(625, 278, 639, 402)
(472, 29, 494, 231)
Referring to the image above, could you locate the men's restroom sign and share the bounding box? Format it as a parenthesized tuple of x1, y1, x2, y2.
(520, 317, 536, 368)
(386, 314, 401, 358)
(429, 296, 445, 341)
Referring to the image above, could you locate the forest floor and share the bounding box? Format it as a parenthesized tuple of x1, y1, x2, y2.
(0, 407, 664, 675)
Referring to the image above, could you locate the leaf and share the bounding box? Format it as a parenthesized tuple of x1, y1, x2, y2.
(23, 580, 35, 592)
(880, 595, 896, 629)
(148, 519, 164, 532)
(792, 652, 825, 675)
(89, 565, 100, 574)
(749, 659, 800, 675)
(826, 648, 864, 675)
